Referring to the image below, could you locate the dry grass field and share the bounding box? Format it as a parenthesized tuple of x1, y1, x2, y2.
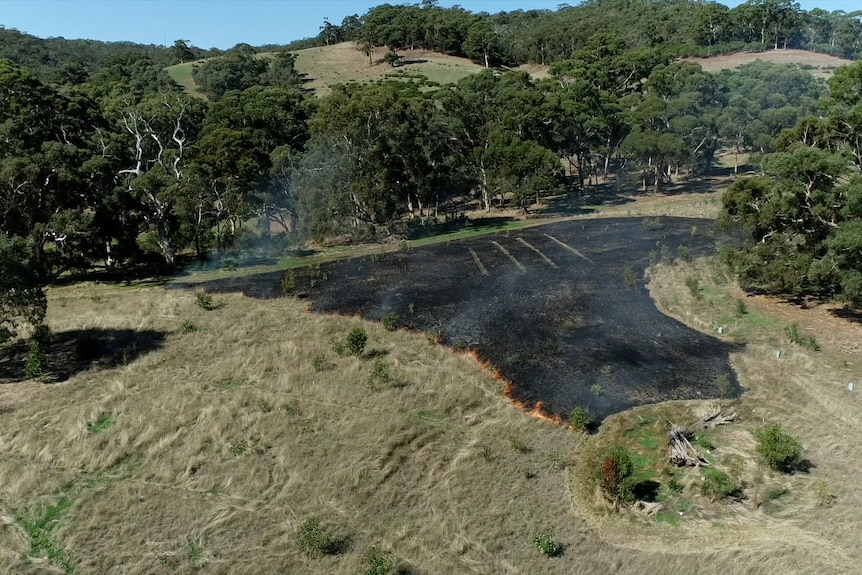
(292, 42, 485, 97)
(686, 48, 855, 79)
(3, 224, 862, 573)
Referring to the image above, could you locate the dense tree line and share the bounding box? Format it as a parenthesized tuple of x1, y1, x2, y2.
(720, 60, 862, 306)
(0, 27, 213, 86)
(311, 0, 862, 66)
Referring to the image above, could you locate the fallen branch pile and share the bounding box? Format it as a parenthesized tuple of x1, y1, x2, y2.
(668, 408, 736, 467)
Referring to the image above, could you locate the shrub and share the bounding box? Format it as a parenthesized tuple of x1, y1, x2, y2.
(364, 546, 397, 575)
(346, 327, 368, 356)
(366, 358, 390, 390)
(532, 531, 563, 557)
(382, 312, 400, 332)
(699, 468, 740, 501)
(480, 446, 495, 462)
(642, 217, 664, 230)
(281, 275, 297, 297)
(596, 445, 635, 503)
(623, 266, 637, 287)
(25, 339, 48, 379)
(754, 424, 803, 472)
(784, 323, 819, 351)
(297, 515, 336, 556)
(677, 245, 692, 262)
(685, 276, 703, 300)
(666, 475, 684, 494)
(312, 353, 329, 372)
(180, 319, 198, 334)
(568, 406, 591, 432)
(735, 299, 748, 316)
(194, 291, 217, 310)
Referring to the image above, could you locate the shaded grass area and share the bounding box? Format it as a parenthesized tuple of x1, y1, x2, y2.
(0, 328, 167, 383)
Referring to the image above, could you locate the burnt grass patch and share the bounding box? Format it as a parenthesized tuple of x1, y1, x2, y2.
(191, 217, 742, 422)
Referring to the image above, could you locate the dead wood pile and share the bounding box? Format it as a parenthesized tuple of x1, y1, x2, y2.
(668, 408, 736, 467)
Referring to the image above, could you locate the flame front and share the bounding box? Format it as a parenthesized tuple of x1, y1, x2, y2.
(461, 348, 563, 425)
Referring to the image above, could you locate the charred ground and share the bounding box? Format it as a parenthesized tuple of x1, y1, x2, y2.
(188, 217, 742, 422)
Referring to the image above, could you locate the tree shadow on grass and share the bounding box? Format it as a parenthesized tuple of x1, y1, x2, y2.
(0, 328, 168, 384)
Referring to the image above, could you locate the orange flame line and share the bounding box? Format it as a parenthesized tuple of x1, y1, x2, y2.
(304, 308, 565, 426)
(460, 348, 563, 425)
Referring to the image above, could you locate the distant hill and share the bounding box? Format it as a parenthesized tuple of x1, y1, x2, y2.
(686, 49, 856, 79)
(166, 42, 487, 99)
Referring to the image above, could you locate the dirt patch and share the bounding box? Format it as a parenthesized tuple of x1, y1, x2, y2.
(190, 217, 741, 422)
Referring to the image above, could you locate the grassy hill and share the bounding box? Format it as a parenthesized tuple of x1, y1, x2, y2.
(165, 59, 208, 99)
(686, 48, 855, 79)
(165, 42, 486, 99)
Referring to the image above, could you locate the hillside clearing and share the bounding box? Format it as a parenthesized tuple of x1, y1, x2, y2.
(686, 49, 855, 78)
(165, 59, 207, 99)
(166, 42, 487, 99)
(293, 42, 486, 96)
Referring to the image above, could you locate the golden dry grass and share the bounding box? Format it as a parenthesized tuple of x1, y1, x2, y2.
(685, 49, 855, 79)
(292, 42, 485, 97)
(3, 247, 862, 573)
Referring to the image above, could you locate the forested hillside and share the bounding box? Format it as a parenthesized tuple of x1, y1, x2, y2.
(309, 0, 862, 64)
(1, 0, 862, 342)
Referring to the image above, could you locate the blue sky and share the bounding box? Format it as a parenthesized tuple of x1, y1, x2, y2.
(0, 0, 858, 50)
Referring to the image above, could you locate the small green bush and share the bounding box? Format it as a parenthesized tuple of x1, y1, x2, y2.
(735, 299, 748, 317)
(685, 276, 703, 300)
(382, 312, 400, 332)
(666, 475, 684, 494)
(297, 515, 337, 556)
(784, 323, 819, 351)
(532, 531, 563, 557)
(180, 319, 198, 334)
(754, 424, 803, 472)
(364, 546, 397, 575)
(25, 339, 48, 379)
(568, 406, 591, 432)
(87, 413, 115, 434)
(229, 440, 249, 456)
(642, 217, 664, 230)
(366, 358, 390, 390)
(194, 291, 217, 311)
(699, 468, 740, 501)
(480, 446, 495, 462)
(346, 327, 368, 356)
(623, 266, 637, 287)
(281, 275, 297, 297)
(312, 353, 329, 372)
(677, 245, 692, 262)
